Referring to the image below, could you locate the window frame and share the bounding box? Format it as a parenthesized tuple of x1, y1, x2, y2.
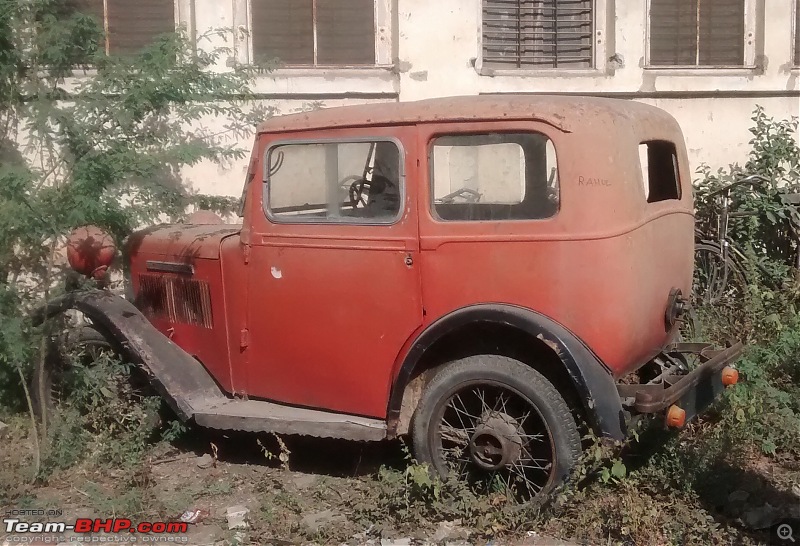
(476, 0, 608, 76)
(639, 140, 682, 204)
(644, 0, 757, 70)
(69, 0, 183, 57)
(242, 0, 393, 68)
(794, 0, 800, 67)
(427, 131, 561, 223)
(262, 136, 406, 226)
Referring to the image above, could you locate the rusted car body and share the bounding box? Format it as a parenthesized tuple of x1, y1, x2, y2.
(36, 95, 742, 501)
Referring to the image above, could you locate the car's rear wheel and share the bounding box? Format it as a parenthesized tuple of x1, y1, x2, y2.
(410, 355, 581, 504)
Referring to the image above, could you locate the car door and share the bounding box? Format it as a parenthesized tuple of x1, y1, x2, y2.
(245, 126, 422, 419)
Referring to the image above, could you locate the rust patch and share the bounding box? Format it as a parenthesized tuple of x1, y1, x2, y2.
(395, 372, 428, 436)
(536, 333, 562, 356)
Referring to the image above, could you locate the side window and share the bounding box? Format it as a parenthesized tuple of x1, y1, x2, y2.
(266, 140, 402, 224)
(430, 133, 559, 221)
(639, 141, 681, 203)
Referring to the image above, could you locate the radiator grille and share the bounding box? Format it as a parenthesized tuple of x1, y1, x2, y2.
(136, 274, 213, 329)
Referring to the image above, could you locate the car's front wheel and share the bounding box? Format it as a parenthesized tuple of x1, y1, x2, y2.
(410, 354, 581, 503)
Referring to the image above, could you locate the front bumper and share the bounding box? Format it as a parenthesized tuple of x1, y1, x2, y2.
(617, 342, 744, 425)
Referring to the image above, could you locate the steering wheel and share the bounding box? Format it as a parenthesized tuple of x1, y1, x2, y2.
(349, 178, 369, 208)
(342, 175, 396, 209)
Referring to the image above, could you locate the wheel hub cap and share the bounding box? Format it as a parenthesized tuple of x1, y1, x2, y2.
(468, 413, 522, 471)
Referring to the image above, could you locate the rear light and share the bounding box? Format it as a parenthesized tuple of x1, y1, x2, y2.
(722, 366, 739, 387)
(666, 405, 686, 428)
(665, 288, 688, 330)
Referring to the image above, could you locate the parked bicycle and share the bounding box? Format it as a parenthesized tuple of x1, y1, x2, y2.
(688, 173, 800, 338)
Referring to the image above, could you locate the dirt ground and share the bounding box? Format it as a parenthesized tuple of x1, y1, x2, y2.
(2, 415, 799, 545)
(0, 418, 578, 545)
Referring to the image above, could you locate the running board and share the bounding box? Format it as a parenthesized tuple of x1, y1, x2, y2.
(33, 290, 387, 442)
(193, 399, 387, 441)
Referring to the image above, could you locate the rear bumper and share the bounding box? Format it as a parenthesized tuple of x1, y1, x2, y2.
(618, 342, 744, 423)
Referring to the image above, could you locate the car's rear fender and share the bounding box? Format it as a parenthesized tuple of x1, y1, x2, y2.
(389, 304, 628, 441)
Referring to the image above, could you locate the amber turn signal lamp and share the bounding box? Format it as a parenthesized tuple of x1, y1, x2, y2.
(722, 366, 739, 387)
(666, 405, 686, 428)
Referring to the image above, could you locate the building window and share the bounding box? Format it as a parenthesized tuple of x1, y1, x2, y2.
(430, 133, 559, 221)
(250, 0, 376, 67)
(648, 0, 753, 67)
(68, 0, 176, 56)
(481, 0, 595, 69)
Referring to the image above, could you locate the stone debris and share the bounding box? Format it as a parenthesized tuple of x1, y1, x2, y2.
(300, 509, 345, 534)
(728, 490, 750, 503)
(431, 520, 470, 543)
(196, 453, 215, 469)
(742, 503, 780, 529)
(226, 505, 250, 530)
(726, 489, 751, 515)
(179, 508, 210, 524)
(291, 472, 318, 490)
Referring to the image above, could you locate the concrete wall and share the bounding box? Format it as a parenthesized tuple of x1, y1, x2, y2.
(141, 0, 800, 198)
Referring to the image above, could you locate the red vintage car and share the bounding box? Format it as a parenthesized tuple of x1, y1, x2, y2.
(36, 95, 742, 502)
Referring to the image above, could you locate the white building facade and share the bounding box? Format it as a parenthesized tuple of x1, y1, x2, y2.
(78, 0, 800, 197)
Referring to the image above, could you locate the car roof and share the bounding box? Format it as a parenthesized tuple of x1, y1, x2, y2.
(256, 95, 675, 135)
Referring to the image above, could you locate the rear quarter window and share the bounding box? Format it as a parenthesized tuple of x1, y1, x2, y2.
(430, 132, 559, 221)
(639, 141, 681, 203)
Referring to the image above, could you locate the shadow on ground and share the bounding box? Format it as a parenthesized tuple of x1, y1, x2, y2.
(169, 422, 409, 478)
(615, 421, 799, 546)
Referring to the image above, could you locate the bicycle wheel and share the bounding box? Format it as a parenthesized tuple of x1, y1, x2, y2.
(685, 242, 749, 339)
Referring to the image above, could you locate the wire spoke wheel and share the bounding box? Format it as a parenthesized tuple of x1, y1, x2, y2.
(684, 242, 749, 339)
(412, 355, 580, 505)
(432, 381, 556, 502)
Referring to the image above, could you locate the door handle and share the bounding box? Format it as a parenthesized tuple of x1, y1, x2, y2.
(404, 254, 413, 267)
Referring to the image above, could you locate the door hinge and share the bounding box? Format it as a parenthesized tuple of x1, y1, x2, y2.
(240, 328, 249, 349)
(243, 243, 251, 265)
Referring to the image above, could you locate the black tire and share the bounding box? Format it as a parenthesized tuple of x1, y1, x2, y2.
(31, 325, 115, 424)
(410, 355, 581, 504)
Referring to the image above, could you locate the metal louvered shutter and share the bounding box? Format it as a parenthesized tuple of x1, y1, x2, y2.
(482, 0, 594, 69)
(316, 0, 375, 65)
(251, 0, 375, 66)
(649, 0, 698, 65)
(251, 0, 314, 65)
(649, 0, 744, 66)
(106, 0, 175, 55)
